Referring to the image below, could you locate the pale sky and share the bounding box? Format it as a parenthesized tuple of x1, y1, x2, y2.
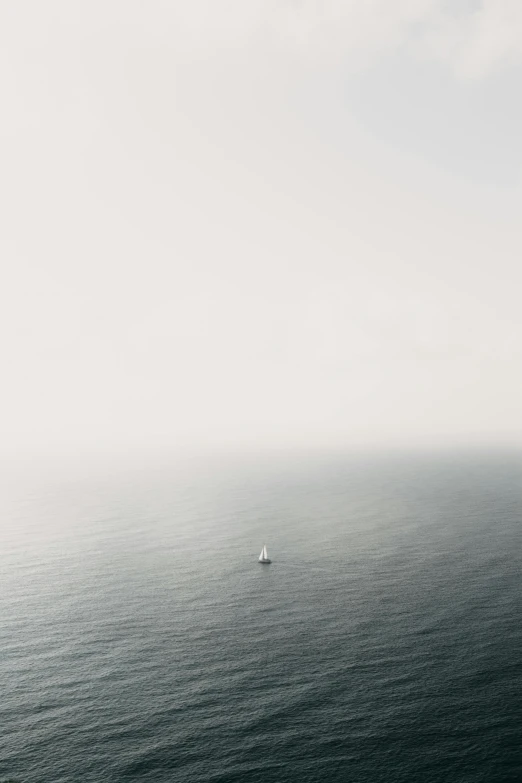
(2, 1, 522, 458)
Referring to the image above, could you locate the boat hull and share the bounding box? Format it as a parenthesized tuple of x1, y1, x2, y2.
(258, 559, 271, 564)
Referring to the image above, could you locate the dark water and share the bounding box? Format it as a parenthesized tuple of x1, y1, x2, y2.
(1, 451, 521, 782)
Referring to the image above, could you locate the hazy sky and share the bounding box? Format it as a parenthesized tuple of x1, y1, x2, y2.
(2, 1, 522, 457)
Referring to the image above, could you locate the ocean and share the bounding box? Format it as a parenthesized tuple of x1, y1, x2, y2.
(1, 451, 521, 782)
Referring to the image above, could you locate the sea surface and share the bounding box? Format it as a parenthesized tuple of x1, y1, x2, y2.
(1, 450, 521, 782)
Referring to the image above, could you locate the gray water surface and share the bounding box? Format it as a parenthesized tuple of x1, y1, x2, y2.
(1, 451, 521, 782)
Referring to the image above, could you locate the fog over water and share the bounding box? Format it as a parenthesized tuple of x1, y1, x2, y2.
(2, 1, 522, 460)
(2, 10, 522, 781)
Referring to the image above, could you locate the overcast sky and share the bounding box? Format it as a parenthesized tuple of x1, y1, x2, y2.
(2, 1, 521, 458)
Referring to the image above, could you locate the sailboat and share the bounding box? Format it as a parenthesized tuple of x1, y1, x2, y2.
(258, 544, 271, 564)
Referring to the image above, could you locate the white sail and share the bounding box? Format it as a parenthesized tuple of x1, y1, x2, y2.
(259, 544, 270, 562)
